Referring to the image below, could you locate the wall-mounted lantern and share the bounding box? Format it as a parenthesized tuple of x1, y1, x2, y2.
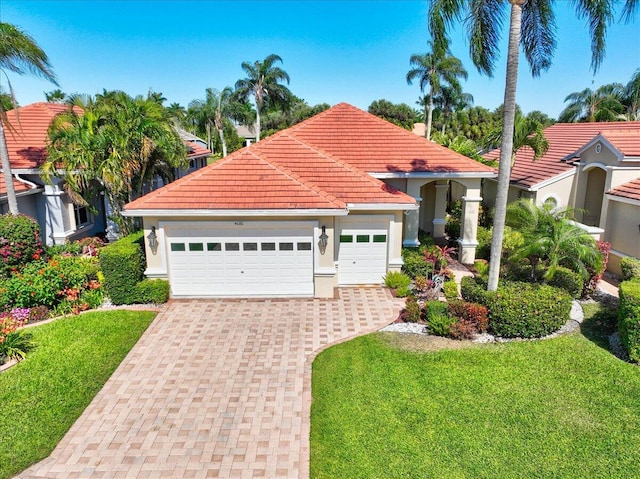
(319, 225, 329, 255)
(147, 226, 159, 255)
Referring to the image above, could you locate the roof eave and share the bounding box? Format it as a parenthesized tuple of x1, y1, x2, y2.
(122, 208, 349, 218)
(347, 202, 418, 211)
(370, 171, 496, 179)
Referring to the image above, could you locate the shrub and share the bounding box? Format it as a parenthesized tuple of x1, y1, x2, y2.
(621, 257, 640, 281)
(80, 289, 104, 310)
(443, 281, 459, 301)
(402, 248, 427, 278)
(472, 259, 489, 278)
(424, 300, 455, 336)
(618, 280, 640, 363)
(488, 282, 572, 338)
(0, 214, 45, 278)
(384, 271, 411, 290)
(448, 320, 477, 340)
(134, 279, 170, 304)
(448, 300, 489, 333)
(583, 241, 609, 296)
(460, 276, 487, 305)
(99, 232, 145, 305)
(400, 296, 422, 323)
(28, 305, 49, 323)
(0, 258, 87, 309)
(475, 226, 492, 260)
(395, 285, 412, 298)
(548, 266, 584, 299)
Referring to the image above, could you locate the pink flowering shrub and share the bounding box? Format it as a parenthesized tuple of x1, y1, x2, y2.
(0, 214, 45, 279)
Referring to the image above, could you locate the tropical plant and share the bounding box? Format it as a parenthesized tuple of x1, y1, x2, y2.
(484, 111, 550, 165)
(505, 199, 602, 282)
(44, 88, 66, 103)
(166, 102, 187, 124)
(367, 99, 418, 130)
(406, 43, 468, 140)
(432, 84, 474, 135)
(622, 68, 640, 120)
(234, 54, 292, 142)
(0, 22, 58, 215)
(558, 83, 626, 122)
(43, 90, 187, 234)
(428, 0, 638, 291)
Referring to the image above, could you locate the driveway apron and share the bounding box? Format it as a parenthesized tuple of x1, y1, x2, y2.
(17, 287, 403, 479)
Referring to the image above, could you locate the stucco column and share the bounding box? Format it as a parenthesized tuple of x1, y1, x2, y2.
(42, 180, 70, 246)
(432, 181, 449, 240)
(403, 179, 422, 247)
(458, 180, 482, 264)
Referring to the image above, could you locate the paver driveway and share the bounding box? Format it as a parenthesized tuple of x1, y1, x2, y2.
(18, 287, 403, 479)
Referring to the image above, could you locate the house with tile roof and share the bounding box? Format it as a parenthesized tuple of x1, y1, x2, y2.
(1, 102, 211, 245)
(483, 121, 640, 275)
(124, 103, 496, 298)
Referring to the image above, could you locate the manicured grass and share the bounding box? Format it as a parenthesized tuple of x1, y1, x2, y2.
(0, 310, 155, 479)
(311, 303, 640, 479)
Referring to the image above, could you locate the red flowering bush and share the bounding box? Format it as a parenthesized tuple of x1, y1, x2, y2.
(0, 214, 45, 279)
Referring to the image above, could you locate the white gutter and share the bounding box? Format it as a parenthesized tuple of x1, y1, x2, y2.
(122, 208, 349, 217)
(605, 193, 640, 207)
(347, 203, 418, 211)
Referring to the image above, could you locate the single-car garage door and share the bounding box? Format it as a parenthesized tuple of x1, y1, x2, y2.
(337, 217, 389, 285)
(165, 222, 314, 297)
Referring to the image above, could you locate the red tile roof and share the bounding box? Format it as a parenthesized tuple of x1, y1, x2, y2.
(3, 102, 82, 169)
(600, 129, 640, 157)
(126, 103, 494, 212)
(287, 103, 496, 174)
(0, 175, 34, 197)
(484, 121, 640, 189)
(185, 141, 211, 159)
(607, 178, 640, 202)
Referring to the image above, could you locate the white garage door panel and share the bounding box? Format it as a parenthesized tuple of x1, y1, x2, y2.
(166, 225, 314, 297)
(338, 218, 389, 285)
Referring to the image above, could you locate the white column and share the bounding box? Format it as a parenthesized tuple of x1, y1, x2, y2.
(42, 180, 70, 245)
(432, 181, 449, 239)
(458, 180, 482, 264)
(403, 179, 422, 247)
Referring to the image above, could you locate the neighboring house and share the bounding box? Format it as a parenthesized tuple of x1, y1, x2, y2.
(124, 103, 496, 298)
(483, 121, 640, 276)
(1, 102, 211, 245)
(235, 124, 257, 146)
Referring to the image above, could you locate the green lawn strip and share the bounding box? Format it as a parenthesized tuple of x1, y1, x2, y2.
(311, 305, 640, 479)
(0, 310, 155, 479)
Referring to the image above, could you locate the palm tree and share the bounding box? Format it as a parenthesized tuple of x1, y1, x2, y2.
(234, 54, 291, 142)
(406, 44, 468, 140)
(44, 88, 66, 103)
(433, 85, 473, 135)
(429, 0, 637, 291)
(558, 83, 625, 122)
(622, 68, 640, 120)
(167, 102, 187, 125)
(0, 22, 57, 215)
(506, 199, 602, 282)
(484, 111, 550, 166)
(44, 91, 187, 234)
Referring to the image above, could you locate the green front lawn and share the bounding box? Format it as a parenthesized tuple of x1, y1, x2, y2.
(0, 310, 155, 479)
(311, 303, 640, 479)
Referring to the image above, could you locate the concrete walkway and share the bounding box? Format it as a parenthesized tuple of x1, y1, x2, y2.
(17, 288, 403, 479)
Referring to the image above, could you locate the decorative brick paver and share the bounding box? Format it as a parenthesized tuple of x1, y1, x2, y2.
(17, 288, 403, 479)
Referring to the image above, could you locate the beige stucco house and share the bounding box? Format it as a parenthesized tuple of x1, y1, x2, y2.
(483, 121, 640, 276)
(124, 103, 496, 298)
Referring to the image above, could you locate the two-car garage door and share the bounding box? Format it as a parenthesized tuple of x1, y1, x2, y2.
(166, 222, 314, 297)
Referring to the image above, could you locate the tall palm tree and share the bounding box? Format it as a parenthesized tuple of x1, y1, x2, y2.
(484, 111, 550, 166)
(167, 102, 187, 125)
(433, 85, 473, 135)
(0, 22, 57, 215)
(558, 83, 625, 122)
(406, 43, 468, 140)
(234, 54, 291, 142)
(429, 0, 637, 291)
(622, 68, 640, 120)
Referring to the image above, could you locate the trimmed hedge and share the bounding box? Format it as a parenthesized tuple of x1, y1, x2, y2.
(621, 257, 640, 281)
(461, 276, 572, 338)
(99, 232, 145, 305)
(443, 280, 459, 301)
(135, 279, 170, 304)
(618, 280, 640, 363)
(548, 266, 584, 299)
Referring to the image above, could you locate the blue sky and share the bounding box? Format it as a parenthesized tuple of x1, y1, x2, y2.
(2, 0, 639, 119)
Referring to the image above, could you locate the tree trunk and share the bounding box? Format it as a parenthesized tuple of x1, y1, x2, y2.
(218, 128, 228, 157)
(426, 85, 434, 141)
(255, 104, 261, 143)
(206, 122, 212, 151)
(0, 119, 19, 215)
(487, 2, 523, 292)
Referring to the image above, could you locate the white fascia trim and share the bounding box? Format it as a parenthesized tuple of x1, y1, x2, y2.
(122, 208, 348, 217)
(346, 203, 418, 211)
(370, 171, 496, 179)
(573, 135, 624, 160)
(529, 168, 576, 191)
(605, 193, 640, 207)
(11, 168, 42, 175)
(621, 156, 640, 162)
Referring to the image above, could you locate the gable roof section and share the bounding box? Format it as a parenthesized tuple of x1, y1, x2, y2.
(484, 121, 640, 189)
(286, 103, 495, 175)
(600, 129, 640, 157)
(3, 102, 81, 169)
(607, 178, 640, 203)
